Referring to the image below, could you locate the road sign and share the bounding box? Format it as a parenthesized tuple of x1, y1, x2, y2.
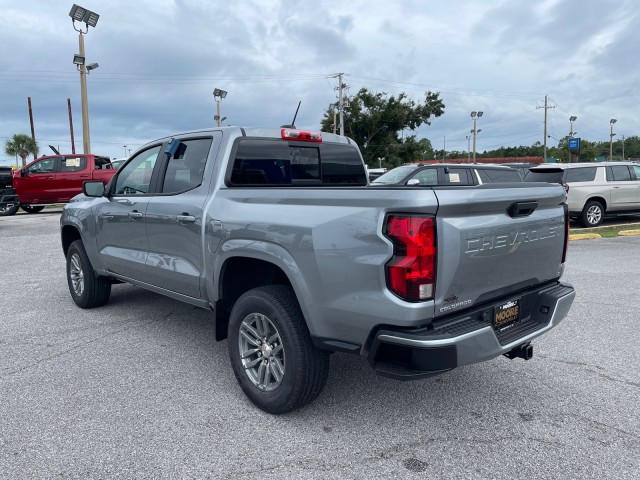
(569, 137, 580, 149)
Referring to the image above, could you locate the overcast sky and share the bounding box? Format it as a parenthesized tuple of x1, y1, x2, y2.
(1, 0, 638, 164)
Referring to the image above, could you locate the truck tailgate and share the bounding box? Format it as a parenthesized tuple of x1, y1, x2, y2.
(432, 184, 567, 318)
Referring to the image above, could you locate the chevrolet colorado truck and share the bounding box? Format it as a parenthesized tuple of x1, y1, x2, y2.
(60, 127, 575, 414)
(4, 153, 116, 215)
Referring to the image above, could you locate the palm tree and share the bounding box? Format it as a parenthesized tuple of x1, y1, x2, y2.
(5, 133, 39, 167)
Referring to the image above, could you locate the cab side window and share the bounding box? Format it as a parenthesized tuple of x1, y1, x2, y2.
(410, 168, 438, 185)
(441, 167, 473, 186)
(27, 158, 56, 174)
(60, 156, 87, 173)
(114, 146, 162, 195)
(161, 139, 212, 194)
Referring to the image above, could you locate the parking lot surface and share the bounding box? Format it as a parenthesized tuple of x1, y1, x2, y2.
(1, 212, 639, 479)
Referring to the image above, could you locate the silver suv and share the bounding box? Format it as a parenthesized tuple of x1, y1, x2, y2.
(526, 162, 640, 227)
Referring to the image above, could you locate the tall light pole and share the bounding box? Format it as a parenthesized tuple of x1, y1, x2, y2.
(69, 4, 99, 155)
(569, 116, 577, 137)
(466, 133, 471, 162)
(213, 88, 228, 127)
(471, 111, 483, 162)
(568, 116, 577, 163)
(609, 119, 617, 161)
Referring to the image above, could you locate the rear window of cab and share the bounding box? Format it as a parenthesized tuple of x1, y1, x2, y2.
(229, 139, 367, 186)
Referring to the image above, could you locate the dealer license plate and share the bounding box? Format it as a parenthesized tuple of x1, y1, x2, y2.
(493, 299, 520, 331)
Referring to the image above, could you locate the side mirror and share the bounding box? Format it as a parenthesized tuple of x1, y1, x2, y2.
(20, 169, 26, 177)
(406, 178, 420, 186)
(83, 181, 105, 197)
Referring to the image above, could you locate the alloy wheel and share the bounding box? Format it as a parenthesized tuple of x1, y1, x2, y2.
(69, 253, 85, 296)
(238, 313, 285, 391)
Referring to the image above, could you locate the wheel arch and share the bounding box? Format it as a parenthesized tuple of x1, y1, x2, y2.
(213, 246, 312, 342)
(61, 224, 82, 257)
(584, 196, 607, 211)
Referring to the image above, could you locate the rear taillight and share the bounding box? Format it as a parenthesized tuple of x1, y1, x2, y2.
(384, 215, 436, 302)
(562, 203, 569, 263)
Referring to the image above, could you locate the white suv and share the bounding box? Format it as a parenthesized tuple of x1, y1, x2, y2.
(526, 162, 640, 227)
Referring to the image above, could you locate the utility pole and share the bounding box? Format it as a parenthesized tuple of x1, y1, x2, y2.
(442, 136, 446, 160)
(537, 95, 555, 162)
(622, 134, 625, 160)
(335, 73, 348, 136)
(27, 97, 36, 160)
(338, 73, 344, 136)
(67, 98, 76, 154)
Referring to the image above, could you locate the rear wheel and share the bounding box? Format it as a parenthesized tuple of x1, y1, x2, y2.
(66, 240, 111, 308)
(0, 204, 19, 216)
(580, 200, 604, 227)
(21, 205, 45, 213)
(227, 285, 329, 414)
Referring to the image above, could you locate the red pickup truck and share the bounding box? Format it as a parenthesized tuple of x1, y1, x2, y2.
(10, 154, 117, 214)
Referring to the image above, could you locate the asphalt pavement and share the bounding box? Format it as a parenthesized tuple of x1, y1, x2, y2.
(1, 212, 639, 479)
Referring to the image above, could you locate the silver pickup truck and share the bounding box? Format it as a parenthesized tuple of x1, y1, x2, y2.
(60, 127, 575, 414)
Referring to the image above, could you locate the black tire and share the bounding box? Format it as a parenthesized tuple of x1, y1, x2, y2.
(227, 285, 329, 414)
(0, 204, 19, 216)
(66, 240, 111, 308)
(21, 205, 45, 214)
(580, 200, 604, 227)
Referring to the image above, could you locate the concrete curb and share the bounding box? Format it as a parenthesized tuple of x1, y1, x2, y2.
(618, 229, 640, 236)
(569, 233, 601, 241)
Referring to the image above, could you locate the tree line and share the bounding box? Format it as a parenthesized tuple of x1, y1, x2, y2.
(321, 88, 639, 168)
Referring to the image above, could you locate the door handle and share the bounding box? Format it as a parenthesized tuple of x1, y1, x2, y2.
(128, 211, 144, 219)
(176, 214, 196, 224)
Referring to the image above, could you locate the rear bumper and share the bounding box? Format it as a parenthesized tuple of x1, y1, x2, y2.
(368, 281, 575, 380)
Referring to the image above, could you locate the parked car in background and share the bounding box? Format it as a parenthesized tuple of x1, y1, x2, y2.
(500, 162, 540, 179)
(525, 162, 640, 227)
(371, 163, 523, 186)
(108, 158, 127, 170)
(7, 154, 117, 215)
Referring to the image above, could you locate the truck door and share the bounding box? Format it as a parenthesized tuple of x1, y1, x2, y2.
(15, 157, 59, 204)
(144, 136, 218, 298)
(95, 145, 162, 280)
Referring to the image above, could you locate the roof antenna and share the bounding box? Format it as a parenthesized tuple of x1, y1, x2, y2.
(281, 101, 301, 128)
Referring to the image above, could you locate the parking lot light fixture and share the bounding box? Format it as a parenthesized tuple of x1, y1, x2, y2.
(69, 4, 99, 155)
(213, 88, 228, 127)
(471, 111, 483, 162)
(610, 119, 617, 160)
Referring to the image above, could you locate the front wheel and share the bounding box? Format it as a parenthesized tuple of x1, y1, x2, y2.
(227, 285, 329, 414)
(66, 240, 111, 308)
(21, 205, 45, 213)
(580, 200, 604, 227)
(0, 204, 19, 216)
